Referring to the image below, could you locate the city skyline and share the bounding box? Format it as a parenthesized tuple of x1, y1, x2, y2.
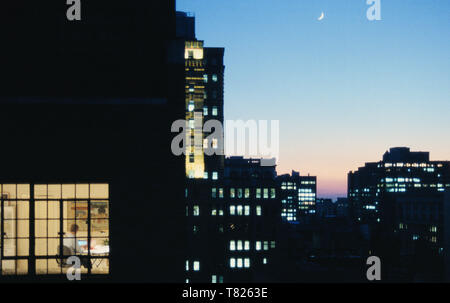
(176, 0, 450, 199)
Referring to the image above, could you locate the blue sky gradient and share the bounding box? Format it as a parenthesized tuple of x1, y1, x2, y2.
(177, 0, 450, 199)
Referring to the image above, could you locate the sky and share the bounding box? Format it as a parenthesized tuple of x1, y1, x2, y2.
(176, 0, 450, 199)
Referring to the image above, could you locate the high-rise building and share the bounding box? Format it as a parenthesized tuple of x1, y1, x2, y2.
(0, 0, 185, 282)
(348, 147, 450, 281)
(277, 171, 317, 223)
(177, 11, 228, 283)
(348, 147, 450, 224)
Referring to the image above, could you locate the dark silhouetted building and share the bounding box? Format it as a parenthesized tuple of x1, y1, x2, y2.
(348, 147, 450, 281)
(0, 0, 185, 282)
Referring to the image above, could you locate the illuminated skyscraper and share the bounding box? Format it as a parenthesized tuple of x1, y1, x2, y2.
(348, 147, 450, 281)
(277, 171, 317, 223)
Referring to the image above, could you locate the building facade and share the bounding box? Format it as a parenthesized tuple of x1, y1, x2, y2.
(348, 147, 450, 281)
(277, 171, 317, 223)
(0, 0, 186, 282)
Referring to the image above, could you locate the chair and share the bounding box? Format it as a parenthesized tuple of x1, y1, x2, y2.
(56, 245, 73, 268)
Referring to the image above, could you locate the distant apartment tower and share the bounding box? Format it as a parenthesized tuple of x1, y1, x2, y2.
(348, 147, 450, 281)
(277, 171, 317, 223)
(222, 157, 280, 282)
(348, 147, 450, 224)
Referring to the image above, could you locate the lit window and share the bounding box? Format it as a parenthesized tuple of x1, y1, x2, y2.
(212, 275, 217, 283)
(263, 258, 267, 265)
(193, 205, 200, 216)
(212, 138, 218, 149)
(203, 107, 208, 116)
(31, 183, 110, 275)
(237, 258, 243, 268)
(244, 205, 250, 216)
(237, 240, 243, 251)
(256, 206, 262, 216)
(271, 188, 276, 199)
(211, 208, 217, 216)
(270, 241, 276, 249)
(230, 240, 236, 251)
(203, 172, 208, 179)
(212, 107, 218, 116)
(237, 188, 243, 198)
(185, 260, 189, 271)
(256, 241, 261, 251)
(256, 188, 261, 198)
(212, 74, 218, 82)
(193, 261, 200, 271)
(230, 258, 236, 268)
(212, 172, 218, 180)
(245, 188, 250, 198)
(263, 188, 268, 199)
(244, 241, 250, 251)
(219, 188, 224, 198)
(188, 101, 194, 112)
(230, 188, 235, 198)
(237, 205, 243, 216)
(230, 205, 235, 215)
(203, 74, 208, 83)
(244, 258, 250, 268)
(211, 188, 216, 198)
(264, 241, 269, 250)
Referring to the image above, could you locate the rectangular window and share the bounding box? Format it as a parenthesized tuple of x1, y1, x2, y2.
(230, 188, 235, 198)
(211, 188, 217, 198)
(230, 206, 235, 216)
(212, 106, 218, 116)
(256, 206, 262, 216)
(237, 205, 243, 216)
(244, 206, 250, 216)
(193, 261, 200, 271)
(244, 241, 250, 251)
(219, 188, 224, 198)
(237, 240, 243, 251)
(271, 188, 276, 199)
(237, 188, 243, 198)
(212, 172, 218, 180)
(237, 258, 243, 268)
(212, 275, 217, 283)
(244, 188, 250, 198)
(244, 258, 250, 268)
(256, 241, 261, 251)
(0, 183, 110, 276)
(203, 107, 208, 116)
(230, 258, 236, 268)
(230, 240, 236, 251)
(263, 188, 268, 199)
(256, 188, 261, 199)
(193, 205, 200, 216)
(264, 241, 269, 251)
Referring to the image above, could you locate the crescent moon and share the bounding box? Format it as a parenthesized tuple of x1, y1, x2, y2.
(318, 12, 325, 21)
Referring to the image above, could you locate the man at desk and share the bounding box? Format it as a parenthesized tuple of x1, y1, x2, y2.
(63, 224, 92, 269)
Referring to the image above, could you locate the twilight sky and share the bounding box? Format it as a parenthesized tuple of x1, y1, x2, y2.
(177, 0, 450, 199)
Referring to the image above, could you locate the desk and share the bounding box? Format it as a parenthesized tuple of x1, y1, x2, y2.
(82, 245, 109, 269)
